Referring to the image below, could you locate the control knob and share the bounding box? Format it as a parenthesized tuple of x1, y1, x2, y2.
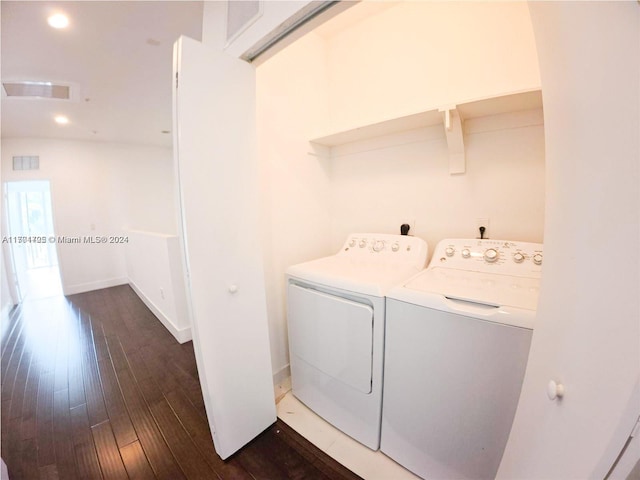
(391, 242, 400, 252)
(532, 253, 543, 265)
(373, 240, 385, 252)
(445, 247, 455, 257)
(349, 239, 356, 247)
(461, 248, 471, 258)
(513, 252, 525, 263)
(359, 239, 367, 248)
(484, 248, 499, 263)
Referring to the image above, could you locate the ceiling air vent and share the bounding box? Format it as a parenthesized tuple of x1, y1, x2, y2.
(2, 81, 70, 100)
(13, 156, 40, 171)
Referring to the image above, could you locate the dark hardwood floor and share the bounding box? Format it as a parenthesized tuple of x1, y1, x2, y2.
(1, 285, 361, 480)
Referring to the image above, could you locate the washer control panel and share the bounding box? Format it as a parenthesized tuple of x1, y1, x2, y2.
(340, 233, 429, 266)
(432, 238, 543, 276)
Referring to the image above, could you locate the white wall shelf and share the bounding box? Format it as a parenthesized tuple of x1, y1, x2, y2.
(311, 110, 443, 147)
(309, 89, 543, 174)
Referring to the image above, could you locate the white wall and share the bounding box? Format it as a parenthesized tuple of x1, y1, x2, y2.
(256, 1, 544, 379)
(0, 138, 176, 295)
(497, 2, 639, 478)
(256, 32, 333, 382)
(125, 230, 190, 343)
(329, 112, 545, 255)
(324, 1, 540, 132)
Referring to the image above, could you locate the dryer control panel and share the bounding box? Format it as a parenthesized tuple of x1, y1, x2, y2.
(339, 233, 428, 268)
(432, 238, 543, 277)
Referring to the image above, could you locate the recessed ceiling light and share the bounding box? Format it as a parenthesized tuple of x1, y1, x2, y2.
(54, 115, 69, 125)
(47, 13, 69, 29)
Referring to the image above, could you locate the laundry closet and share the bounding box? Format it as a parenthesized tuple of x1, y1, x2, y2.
(175, 1, 638, 476)
(253, 1, 545, 389)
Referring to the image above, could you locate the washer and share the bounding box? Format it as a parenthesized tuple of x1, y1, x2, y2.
(381, 238, 543, 479)
(286, 233, 428, 450)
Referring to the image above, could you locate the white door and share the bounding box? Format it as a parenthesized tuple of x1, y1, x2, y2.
(497, 3, 639, 478)
(172, 35, 276, 460)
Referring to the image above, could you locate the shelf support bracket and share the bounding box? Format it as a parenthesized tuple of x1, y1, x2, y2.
(439, 106, 465, 175)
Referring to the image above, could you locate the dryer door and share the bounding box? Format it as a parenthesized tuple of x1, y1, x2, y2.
(288, 284, 374, 394)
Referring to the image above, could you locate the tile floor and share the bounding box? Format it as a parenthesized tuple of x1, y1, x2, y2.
(277, 391, 420, 480)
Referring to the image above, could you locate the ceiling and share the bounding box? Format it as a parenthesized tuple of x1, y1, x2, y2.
(1, 1, 203, 148)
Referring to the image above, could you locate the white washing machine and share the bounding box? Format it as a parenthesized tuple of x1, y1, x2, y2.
(286, 233, 428, 450)
(381, 238, 543, 479)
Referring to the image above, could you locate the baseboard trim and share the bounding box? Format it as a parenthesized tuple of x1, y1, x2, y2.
(128, 281, 192, 344)
(64, 277, 128, 296)
(273, 365, 291, 403)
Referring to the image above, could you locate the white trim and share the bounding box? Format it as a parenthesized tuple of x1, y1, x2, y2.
(273, 366, 291, 403)
(128, 280, 192, 344)
(63, 277, 128, 296)
(273, 364, 291, 385)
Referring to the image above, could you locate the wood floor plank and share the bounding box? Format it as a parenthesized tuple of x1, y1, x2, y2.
(9, 342, 33, 421)
(53, 315, 70, 393)
(97, 356, 138, 447)
(2, 324, 26, 403)
(6, 416, 23, 479)
(91, 421, 129, 480)
(21, 354, 41, 440)
(53, 389, 78, 480)
(79, 313, 109, 427)
(275, 420, 362, 480)
(233, 431, 292, 480)
(1, 315, 24, 384)
(149, 398, 217, 479)
(120, 440, 156, 480)
(70, 403, 103, 479)
(36, 370, 56, 467)
(21, 437, 41, 479)
(39, 463, 60, 480)
(68, 307, 87, 410)
(90, 312, 111, 363)
(124, 349, 164, 405)
(75, 442, 105, 480)
(236, 422, 334, 480)
(69, 403, 93, 447)
(164, 389, 253, 480)
(111, 366, 186, 480)
(1, 399, 11, 460)
(1, 305, 21, 357)
(104, 336, 130, 374)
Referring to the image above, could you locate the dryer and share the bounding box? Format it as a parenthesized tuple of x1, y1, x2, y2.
(381, 238, 543, 479)
(286, 233, 428, 450)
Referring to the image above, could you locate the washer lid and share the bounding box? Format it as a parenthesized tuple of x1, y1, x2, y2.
(287, 255, 423, 297)
(387, 267, 540, 329)
(404, 267, 541, 311)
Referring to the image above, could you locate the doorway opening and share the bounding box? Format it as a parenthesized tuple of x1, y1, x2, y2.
(5, 180, 62, 301)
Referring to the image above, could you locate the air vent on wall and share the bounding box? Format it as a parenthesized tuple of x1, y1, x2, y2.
(13, 156, 40, 171)
(2, 81, 70, 100)
(226, 1, 261, 44)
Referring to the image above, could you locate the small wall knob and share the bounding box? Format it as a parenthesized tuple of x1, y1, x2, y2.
(228, 285, 238, 294)
(547, 380, 565, 400)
